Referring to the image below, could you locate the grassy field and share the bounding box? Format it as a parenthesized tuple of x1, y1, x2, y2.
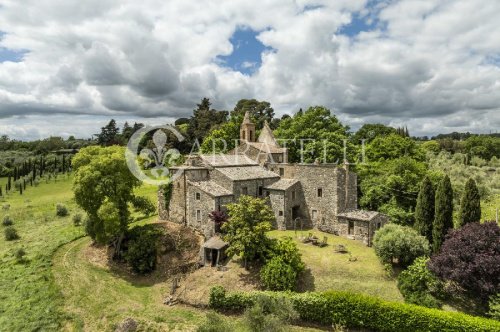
(269, 230, 404, 302)
(0, 175, 162, 331)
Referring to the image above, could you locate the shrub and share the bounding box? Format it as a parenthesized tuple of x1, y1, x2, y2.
(196, 311, 234, 332)
(242, 294, 298, 332)
(489, 294, 500, 321)
(4, 226, 19, 241)
(56, 203, 69, 217)
(398, 257, 441, 308)
(2, 215, 13, 226)
(267, 237, 305, 273)
(209, 287, 500, 331)
(124, 225, 162, 274)
(260, 257, 296, 291)
(72, 213, 82, 226)
(14, 248, 26, 262)
(428, 222, 500, 311)
(373, 223, 430, 267)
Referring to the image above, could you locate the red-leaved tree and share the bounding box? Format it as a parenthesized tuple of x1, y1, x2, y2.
(428, 221, 500, 311)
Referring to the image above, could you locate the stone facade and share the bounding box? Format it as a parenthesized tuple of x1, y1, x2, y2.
(159, 113, 388, 246)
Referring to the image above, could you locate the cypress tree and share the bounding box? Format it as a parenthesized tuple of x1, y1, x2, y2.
(7, 175, 11, 191)
(19, 185, 23, 195)
(433, 175, 454, 252)
(0, 186, 2, 196)
(414, 176, 435, 244)
(458, 178, 481, 227)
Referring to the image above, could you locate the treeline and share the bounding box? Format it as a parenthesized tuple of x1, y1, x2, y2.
(0, 154, 71, 197)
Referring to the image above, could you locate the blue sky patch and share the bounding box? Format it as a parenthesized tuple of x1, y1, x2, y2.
(0, 31, 28, 63)
(338, 0, 387, 37)
(217, 27, 274, 75)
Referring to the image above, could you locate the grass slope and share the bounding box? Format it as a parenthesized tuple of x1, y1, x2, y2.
(269, 230, 404, 302)
(0, 175, 84, 331)
(52, 237, 203, 331)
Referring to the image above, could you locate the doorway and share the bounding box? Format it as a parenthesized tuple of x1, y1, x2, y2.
(348, 221, 354, 235)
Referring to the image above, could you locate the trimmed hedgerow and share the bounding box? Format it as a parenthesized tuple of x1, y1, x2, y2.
(209, 286, 500, 332)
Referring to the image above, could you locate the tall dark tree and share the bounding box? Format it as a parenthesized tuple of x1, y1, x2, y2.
(458, 178, 481, 227)
(98, 119, 120, 146)
(433, 175, 454, 252)
(121, 121, 134, 142)
(414, 176, 435, 244)
(187, 98, 228, 142)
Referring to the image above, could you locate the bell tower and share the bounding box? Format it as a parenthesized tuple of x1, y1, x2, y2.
(240, 111, 255, 142)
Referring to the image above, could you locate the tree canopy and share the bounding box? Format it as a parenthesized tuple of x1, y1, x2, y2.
(274, 106, 354, 163)
(72, 146, 141, 248)
(222, 196, 275, 265)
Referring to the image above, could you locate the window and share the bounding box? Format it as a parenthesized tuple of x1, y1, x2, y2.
(317, 188, 323, 197)
(377, 222, 382, 230)
(311, 209, 317, 220)
(279, 210, 283, 216)
(196, 210, 201, 221)
(291, 190, 296, 200)
(195, 192, 201, 200)
(242, 187, 248, 195)
(279, 168, 284, 176)
(265, 191, 270, 197)
(258, 186, 263, 196)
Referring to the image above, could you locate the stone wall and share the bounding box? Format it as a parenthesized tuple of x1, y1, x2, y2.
(267, 190, 285, 229)
(186, 185, 216, 238)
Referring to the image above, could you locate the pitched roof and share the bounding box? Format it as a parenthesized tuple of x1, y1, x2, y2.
(203, 236, 228, 250)
(257, 121, 279, 146)
(188, 181, 233, 197)
(337, 210, 380, 221)
(215, 166, 280, 181)
(244, 141, 287, 153)
(264, 178, 299, 191)
(199, 154, 258, 167)
(242, 111, 253, 124)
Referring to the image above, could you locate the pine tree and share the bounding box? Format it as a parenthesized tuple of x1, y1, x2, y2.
(414, 176, 434, 244)
(433, 175, 454, 252)
(458, 178, 481, 227)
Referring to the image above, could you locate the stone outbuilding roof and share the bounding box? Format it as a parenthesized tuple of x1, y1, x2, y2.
(216, 166, 280, 181)
(244, 141, 287, 153)
(337, 210, 381, 221)
(264, 178, 299, 191)
(188, 181, 233, 197)
(203, 236, 228, 250)
(199, 154, 258, 167)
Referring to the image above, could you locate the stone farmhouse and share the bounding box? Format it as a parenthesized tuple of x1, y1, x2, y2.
(159, 112, 388, 250)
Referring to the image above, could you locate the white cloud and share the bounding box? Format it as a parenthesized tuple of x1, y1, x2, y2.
(0, 0, 499, 139)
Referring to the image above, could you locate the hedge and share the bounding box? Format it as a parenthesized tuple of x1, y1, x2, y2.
(209, 286, 500, 332)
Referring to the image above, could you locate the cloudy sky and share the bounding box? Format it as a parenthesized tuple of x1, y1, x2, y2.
(1, 0, 499, 140)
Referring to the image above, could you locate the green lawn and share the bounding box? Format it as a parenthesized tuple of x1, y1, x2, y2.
(268, 230, 404, 302)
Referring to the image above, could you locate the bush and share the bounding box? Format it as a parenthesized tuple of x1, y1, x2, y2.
(56, 203, 68, 217)
(267, 237, 305, 273)
(196, 311, 234, 332)
(4, 226, 19, 241)
(398, 257, 441, 308)
(260, 257, 297, 291)
(209, 287, 500, 331)
(124, 225, 162, 274)
(2, 215, 13, 226)
(489, 294, 500, 321)
(14, 248, 26, 262)
(242, 294, 298, 332)
(428, 222, 500, 311)
(72, 213, 82, 226)
(373, 223, 430, 267)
